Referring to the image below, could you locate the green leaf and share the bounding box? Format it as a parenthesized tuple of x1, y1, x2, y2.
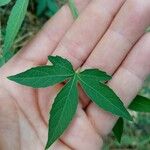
(3, 0, 29, 55)
(45, 74, 78, 149)
(79, 69, 112, 82)
(113, 118, 124, 143)
(3, 50, 13, 62)
(45, 9, 54, 17)
(113, 95, 150, 143)
(0, 56, 5, 67)
(0, 50, 13, 67)
(0, 39, 13, 67)
(0, 0, 11, 6)
(78, 74, 132, 121)
(8, 56, 75, 88)
(68, 0, 79, 19)
(36, 0, 47, 16)
(146, 26, 150, 32)
(47, 0, 59, 14)
(129, 95, 150, 112)
(7, 56, 133, 148)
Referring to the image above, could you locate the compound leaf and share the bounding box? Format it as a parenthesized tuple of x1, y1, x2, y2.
(45, 74, 78, 149)
(7, 56, 134, 148)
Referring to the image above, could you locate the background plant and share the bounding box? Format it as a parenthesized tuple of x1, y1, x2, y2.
(0, 0, 150, 149)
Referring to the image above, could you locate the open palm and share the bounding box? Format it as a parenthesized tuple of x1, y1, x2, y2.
(0, 0, 150, 149)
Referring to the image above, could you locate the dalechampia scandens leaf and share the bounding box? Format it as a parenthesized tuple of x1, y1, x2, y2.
(8, 55, 132, 149)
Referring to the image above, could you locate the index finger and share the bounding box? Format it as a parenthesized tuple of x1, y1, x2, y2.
(1, 0, 91, 75)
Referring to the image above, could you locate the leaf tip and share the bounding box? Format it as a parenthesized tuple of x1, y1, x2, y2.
(45, 143, 50, 150)
(115, 135, 122, 143)
(118, 138, 122, 143)
(45, 139, 54, 150)
(7, 75, 14, 81)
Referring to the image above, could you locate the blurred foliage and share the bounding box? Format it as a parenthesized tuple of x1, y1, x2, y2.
(0, 0, 66, 54)
(103, 77, 150, 150)
(1, 1, 150, 149)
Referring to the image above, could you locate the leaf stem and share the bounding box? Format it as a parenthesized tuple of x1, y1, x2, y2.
(76, 68, 81, 74)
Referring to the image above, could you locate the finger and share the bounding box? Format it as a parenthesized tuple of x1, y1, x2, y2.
(0, 88, 20, 150)
(51, 140, 72, 150)
(80, 0, 150, 106)
(60, 105, 103, 150)
(16, 0, 91, 65)
(51, 0, 126, 68)
(86, 32, 150, 138)
(39, 85, 102, 150)
(1, 0, 91, 75)
(39, 0, 125, 133)
(83, 0, 150, 74)
(0, 1, 91, 147)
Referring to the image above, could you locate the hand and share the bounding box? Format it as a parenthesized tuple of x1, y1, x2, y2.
(0, 0, 150, 149)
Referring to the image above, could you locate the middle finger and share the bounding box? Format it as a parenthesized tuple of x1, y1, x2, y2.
(52, 0, 126, 68)
(80, 0, 150, 106)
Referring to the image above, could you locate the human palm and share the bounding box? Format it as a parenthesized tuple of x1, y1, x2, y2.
(0, 0, 150, 149)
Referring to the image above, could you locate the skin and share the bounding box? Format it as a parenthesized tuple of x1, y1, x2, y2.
(0, 0, 150, 149)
